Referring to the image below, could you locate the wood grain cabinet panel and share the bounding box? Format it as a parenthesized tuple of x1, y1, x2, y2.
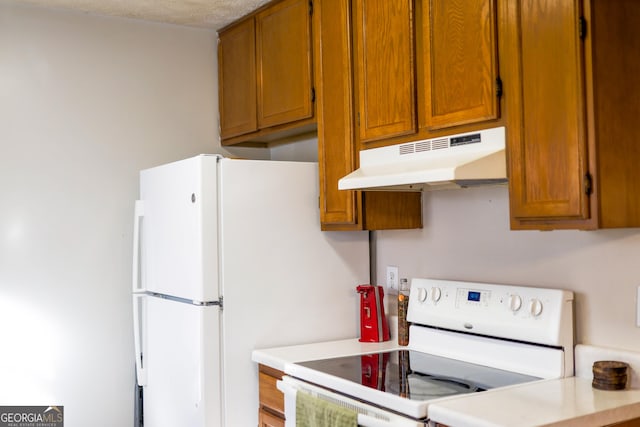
(503, 0, 640, 229)
(258, 365, 285, 426)
(314, 0, 360, 228)
(218, 18, 257, 139)
(606, 418, 640, 427)
(505, 0, 588, 223)
(259, 409, 284, 427)
(218, 0, 315, 146)
(314, 0, 422, 231)
(352, 0, 501, 150)
(421, 0, 499, 130)
(353, 0, 417, 145)
(256, 0, 313, 128)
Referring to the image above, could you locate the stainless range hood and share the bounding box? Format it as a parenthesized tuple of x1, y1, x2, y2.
(338, 127, 507, 191)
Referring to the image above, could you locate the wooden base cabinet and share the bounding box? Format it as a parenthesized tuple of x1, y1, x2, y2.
(606, 418, 640, 427)
(259, 408, 284, 427)
(503, 0, 640, 230)
(258, 365, 285, 427)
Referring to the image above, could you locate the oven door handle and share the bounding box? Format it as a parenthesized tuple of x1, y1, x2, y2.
(357, 413, 412, 427)
(277, 380, 421, 427)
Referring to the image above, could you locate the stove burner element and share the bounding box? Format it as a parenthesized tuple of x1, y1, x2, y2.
(297, 349, 541, 403)
(389, 350, 480, 400)
(389, 373, 480, 399)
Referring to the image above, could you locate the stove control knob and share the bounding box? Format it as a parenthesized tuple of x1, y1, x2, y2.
(508, 294, 522, 312)
(430, 287, 442, 303)
(529, 298, 543, 317)
(417, 287, 428, 302)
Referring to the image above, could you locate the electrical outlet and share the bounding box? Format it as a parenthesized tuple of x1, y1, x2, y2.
(386, 266, 399, 292)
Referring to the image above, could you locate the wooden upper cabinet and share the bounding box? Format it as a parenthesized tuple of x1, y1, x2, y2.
(314, 0, 360, 228)
(218, 0, 315, 145)
(353, 0, 417, 145)
(218, 18, 257, 140)
(352, 0, 501, 150)
(256, 0, 313, 128)
(314, 0, 422, 231)
(420, 0, 499, 130)
(505, 0, 589, 224)
(504, 0, 640, 229)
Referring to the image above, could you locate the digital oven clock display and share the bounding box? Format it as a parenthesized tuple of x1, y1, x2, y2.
(467, 291, 482, 302)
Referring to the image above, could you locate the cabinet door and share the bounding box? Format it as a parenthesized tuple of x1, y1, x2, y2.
(353, 0, 417, 145)
(256, 0, 313, 128)
(259, 409, 285, 427)
(504, 0, 590, 225)
(258, 371, 284, 415)
(258, 365, 285, 427)
(314, 0, 361, 229)
(218, 18, 258, 139)
(314, 0, 423, 231)
(421, 0, 499, 130)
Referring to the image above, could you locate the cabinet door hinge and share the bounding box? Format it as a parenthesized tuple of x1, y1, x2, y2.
(584, 173, 593, 195)
(579, 16, 587, 39)
(311, 87, 315, 103)
(309, 0, 313, 16)
(357, 111, 360, 127)
(496, 77, 503, 99)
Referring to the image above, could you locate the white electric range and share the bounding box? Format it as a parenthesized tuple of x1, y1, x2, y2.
(278, 278, 575, 426)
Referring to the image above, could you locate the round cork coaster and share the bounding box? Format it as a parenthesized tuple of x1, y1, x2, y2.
(592, 361, 629, 390)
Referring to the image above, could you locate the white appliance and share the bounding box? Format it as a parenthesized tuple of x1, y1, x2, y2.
(338, 126, 506, 191)
(131, 155, 369, 427)
(278, 278, 574, 426)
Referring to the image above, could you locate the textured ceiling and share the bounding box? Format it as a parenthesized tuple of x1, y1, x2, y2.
(12, 0, 271, 30)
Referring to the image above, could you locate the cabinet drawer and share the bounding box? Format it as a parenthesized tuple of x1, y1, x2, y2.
(259, 367, 285, 415)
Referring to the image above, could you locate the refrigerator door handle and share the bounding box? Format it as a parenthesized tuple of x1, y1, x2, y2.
(133, 294, 147, 386)
(132, 200, 145, 293)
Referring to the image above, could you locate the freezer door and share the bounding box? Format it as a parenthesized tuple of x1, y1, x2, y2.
(138, 155, 219, 302)
(138, 294, 222, 427)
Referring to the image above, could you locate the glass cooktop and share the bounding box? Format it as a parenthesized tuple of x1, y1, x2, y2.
(298, 350, 541, 401)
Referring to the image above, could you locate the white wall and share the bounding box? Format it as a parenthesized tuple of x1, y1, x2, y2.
(0, 2, 259, 425)
(376, 185, 640, 352)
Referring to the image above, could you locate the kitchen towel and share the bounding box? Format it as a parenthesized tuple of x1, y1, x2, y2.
(295, 391, 358, 427)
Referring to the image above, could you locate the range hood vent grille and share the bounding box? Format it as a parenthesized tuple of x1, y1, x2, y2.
(399, 144, 415, 155)
(338, 126, 507, 191)
(432, 138, 449, 150)
(400, 138, 450, 156)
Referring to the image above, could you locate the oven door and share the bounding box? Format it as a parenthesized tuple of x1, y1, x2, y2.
(277, 376, 427, 427)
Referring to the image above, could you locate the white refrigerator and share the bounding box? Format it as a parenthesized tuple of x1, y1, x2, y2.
(132, 155, 369, 427)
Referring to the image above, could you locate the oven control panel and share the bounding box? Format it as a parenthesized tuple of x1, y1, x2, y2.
(407, 278, 574, 347)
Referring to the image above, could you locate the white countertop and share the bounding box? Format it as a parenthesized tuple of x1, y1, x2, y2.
(253, 338, 640, 427)
(429, 344, 640, 427)
(251, 337, 401, 372)
(428, 376, 640, 427)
